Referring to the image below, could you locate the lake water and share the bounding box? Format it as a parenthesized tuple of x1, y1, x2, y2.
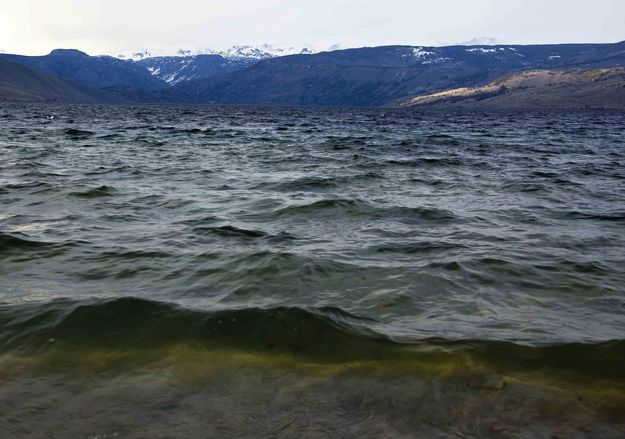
(1, 104, 624, 437)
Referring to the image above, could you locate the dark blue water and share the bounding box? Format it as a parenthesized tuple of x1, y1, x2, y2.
(1, 104, 625, 437)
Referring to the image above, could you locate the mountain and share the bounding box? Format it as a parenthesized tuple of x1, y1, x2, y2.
(397, 68, 625, 110)
(166, 41, 625, 106)
(134, 45, 315, 85)
(0, 57, 120, 102)
(2, 41, 625, 107)
(124, 44, 315, 61)
(137, 55, 259, 85)
(215, 44, 315, 60)
(0, 49, 168, 90)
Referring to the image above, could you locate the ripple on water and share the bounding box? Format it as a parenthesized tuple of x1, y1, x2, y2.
(0, 104, 624, 350)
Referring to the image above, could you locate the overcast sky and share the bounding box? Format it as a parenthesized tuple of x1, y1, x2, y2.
(1, 0, 624, 56)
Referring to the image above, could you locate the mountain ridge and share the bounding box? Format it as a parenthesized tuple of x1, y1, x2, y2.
(0, 49, 168, 90)
(132, 44, 319, 85)
(1, 41, 625, 108)
(162, 41, 625, 106)
(122, 44, 317, 61)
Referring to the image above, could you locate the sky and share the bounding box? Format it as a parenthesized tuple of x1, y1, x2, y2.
(1, 0, 624, 56)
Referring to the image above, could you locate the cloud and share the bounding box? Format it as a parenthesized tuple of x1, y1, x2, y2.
(461, 37, 498, 46)
(1, 0, 623, 55)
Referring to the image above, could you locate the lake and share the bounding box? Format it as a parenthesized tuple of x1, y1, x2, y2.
(1, 104, 624, 437)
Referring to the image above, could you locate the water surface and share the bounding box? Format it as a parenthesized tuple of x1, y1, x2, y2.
(1, 104, 625, 437)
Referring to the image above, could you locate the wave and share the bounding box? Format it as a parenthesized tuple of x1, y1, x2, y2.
(501, 182, 551, 193)
(257, 173, 386, 192)
(62, 128, 95, 139)
(257, 176, 338, 191)
(0, 231, 84, 259)
(320, 136, 371, 150)
(194, 224, 268, 238)
(68, 185, 115, 199)
(263, 199, 457, 223)
(371, 241, 467, 254)
(3, 180, 53, 191)
(559, 210, 625, 222)
(0, 297, 383, 356)
(1, 297, 624, 376)
(0, 232, 50, 253)
(160, 126, 214, 135)
(425, 134, 461, 146)
(97, 133, 123, 140)
(386, 157, 464, 167)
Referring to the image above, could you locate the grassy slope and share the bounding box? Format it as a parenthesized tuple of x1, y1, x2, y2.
(398, 68, 625, 109)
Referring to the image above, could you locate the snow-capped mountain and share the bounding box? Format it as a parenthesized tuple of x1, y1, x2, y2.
(129, 44, 317, 85)
(116, 40, 620, 89)
(129, 42, 586, 86)
(120, 44, 316, 62)
(137, 55, 259, 85)
(220, 44, 315, 60)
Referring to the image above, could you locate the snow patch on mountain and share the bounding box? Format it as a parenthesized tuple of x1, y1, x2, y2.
(466, 48, 498, 54)
(412, 47, 435, 59)
(464, 47, 525, 59)
(405, 47, 450, 65)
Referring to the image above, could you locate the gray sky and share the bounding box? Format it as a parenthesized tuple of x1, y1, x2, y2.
(2, 0, 624, 56)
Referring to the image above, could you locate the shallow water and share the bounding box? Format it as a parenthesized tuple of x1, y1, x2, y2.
(1, 104, 625, 437)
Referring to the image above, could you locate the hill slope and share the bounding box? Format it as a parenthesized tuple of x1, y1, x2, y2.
(397, 68, 625, 110)
(0, 58, 120, 103)
(0, 49, 167, 90)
